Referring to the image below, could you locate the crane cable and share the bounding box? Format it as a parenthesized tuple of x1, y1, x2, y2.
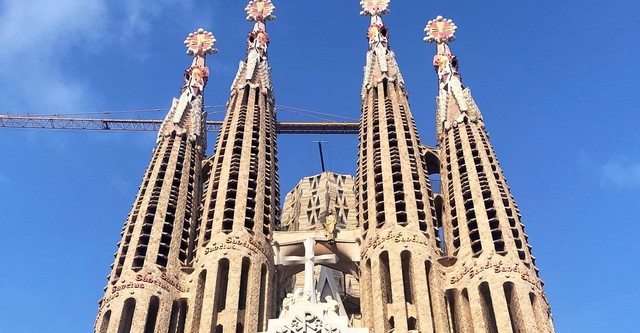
(3, 104, 357, 123)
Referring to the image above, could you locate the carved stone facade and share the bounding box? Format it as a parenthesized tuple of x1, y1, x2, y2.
(94, 2, 555, 333)
(282, 172, 358, 233)
(260, 291, 368, 333)
(279, 172, 362, 325)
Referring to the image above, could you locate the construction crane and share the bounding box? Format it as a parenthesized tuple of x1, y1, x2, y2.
(0, 116, 359, 135)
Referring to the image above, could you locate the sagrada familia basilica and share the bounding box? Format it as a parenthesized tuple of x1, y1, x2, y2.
(94, 1, 556, 332)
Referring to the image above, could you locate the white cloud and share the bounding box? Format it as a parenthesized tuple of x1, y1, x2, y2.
(0, 0, 107, 113)
(0, 0, 216, 115)
(602, 160, 640, 188)
(0, 0, 106, 53)
(122, 0, 190, 36)
(120, 0, 201, 41)
(109, 176, 133, 196)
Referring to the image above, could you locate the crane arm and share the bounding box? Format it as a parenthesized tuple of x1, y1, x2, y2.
(0, 115, 358, 135)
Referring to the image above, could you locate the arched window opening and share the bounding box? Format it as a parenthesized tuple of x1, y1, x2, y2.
(401, 251, 414, 305)
(504, 282, 523, 333)
(100, 310, 111, 333)
(117, 298, 135, 333)
(380, 252, 392, 304)
(408, 317, 417, 330)
(479, 282, 498, 333)
(445, 290, 459, 333)
(216, 259, 230, 312)
(425, 261, 437, 333)
(177, 299, 188, 332)
(191, 270, 207, 331)
(168, 301, 179, 332)
(258, 265, 268, 331)
(238, 258, 250, 310)
(144, 296, 159, 333)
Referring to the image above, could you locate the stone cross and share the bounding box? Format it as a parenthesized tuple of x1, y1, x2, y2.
(280, 238, 337, 304)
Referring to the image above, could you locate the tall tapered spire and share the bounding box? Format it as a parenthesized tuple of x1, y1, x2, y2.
(95, 28, 216, 333)
(424, 16, 484, 141)
(360, 0, 405, 99)
(426, 17, 555, 332)
(357, 2, 446, 332)
(191, 1, 280, 332)
(228, 0, 276, 91)
(157, 28, 217, 144)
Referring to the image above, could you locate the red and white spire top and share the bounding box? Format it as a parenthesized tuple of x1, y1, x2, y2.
(157, 28, 217, 143)
(181, 28, 218, 96)
(360, 0, 390, 17)
(184, 28, 218, 57)
(244, 0, 275, 56)
(424, 16, 463, 91)
(237, 0, 276, 85)
(424, 16, 457, 44)
(360, 0, 406, 98)
(361, 0, 391, 51)
(246, 0, 276, 22)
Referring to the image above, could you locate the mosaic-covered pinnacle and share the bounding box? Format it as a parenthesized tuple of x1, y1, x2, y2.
(360, 0, 390, 16)
(246, 0, 276, 22)
(424, 16, 457, 44)
(184, 28, 218, 56)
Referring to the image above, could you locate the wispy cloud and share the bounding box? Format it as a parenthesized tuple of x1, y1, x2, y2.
(0, 0, 107, 113)
(0, 0, 217, 116)
(109, 176, 133, 196)
(118, 0, 209, 59)
(0, 173, 9, 184)
(122, 0, 194, 37)
(602, 159, 640, 188)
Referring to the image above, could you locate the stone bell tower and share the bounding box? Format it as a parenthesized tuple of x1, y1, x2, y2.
(425, 15, 555, 333)
(356, 1, 448, 332)
(189, 1, 280, 332)
(94, 28, 216, 333)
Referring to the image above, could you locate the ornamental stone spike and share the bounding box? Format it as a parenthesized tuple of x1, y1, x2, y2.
(244, 0, 275, 80)
(246, 0, 276, 22)
(179, 28, 217, 105)
(184, 28, 218, 57)
(424, 16, 465, 96)
(361, 0, 391, 47)
(157, 28, 217, 143)
(424, 15, 457, 44)
(360, 0, 390, 16)
(360, 0, 396, 93)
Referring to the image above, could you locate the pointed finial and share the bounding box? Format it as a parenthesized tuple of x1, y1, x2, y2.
(360, 0, 390, 16)
(246, 0, 276, 22)
(424, 16, 457, 44)
(184, 28, 218, 56)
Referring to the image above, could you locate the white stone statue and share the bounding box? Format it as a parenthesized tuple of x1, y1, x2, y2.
(323, 296, 339, 318)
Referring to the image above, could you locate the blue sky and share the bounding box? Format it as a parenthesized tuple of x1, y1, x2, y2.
(0, 0, 638, 332)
